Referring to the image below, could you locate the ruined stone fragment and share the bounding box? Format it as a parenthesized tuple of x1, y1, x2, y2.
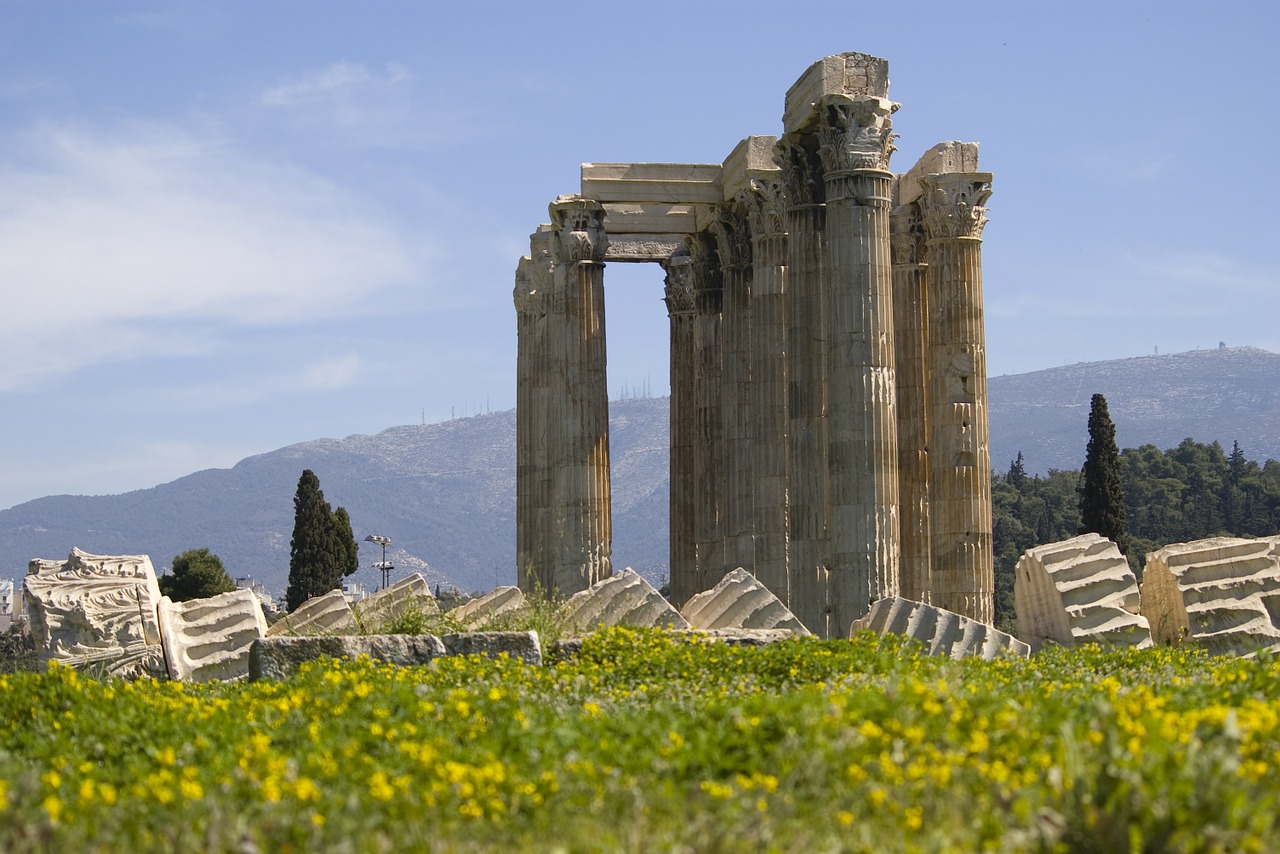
(1140, 537, 1280, 656)
(440, 631, 541, 665)
(250, 634, 448, 680)
(24, 548, 167, 678)
(266, 589, 356, 637)
(851, 596, 1029, 660)
(448, 586, 525, 630)
(353, 573, 438, 633)
(560, 568, 690, 631)
(157, 588, 267, 682)
(679, 568, 809, 635)
(1014, 534, 1151, 652)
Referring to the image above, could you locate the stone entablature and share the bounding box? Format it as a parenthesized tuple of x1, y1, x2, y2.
(515, 52, 995, 638)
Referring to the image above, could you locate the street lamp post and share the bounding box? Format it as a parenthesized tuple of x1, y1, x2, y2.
(365, 534, 393, 590)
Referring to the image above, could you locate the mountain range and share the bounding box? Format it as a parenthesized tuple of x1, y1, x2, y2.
(4, 346, 1279, 597)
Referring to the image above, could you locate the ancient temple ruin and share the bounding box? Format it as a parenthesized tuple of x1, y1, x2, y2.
(513, 53, 994, 637)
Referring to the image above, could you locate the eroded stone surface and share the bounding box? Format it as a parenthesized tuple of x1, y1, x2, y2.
(1140, 537, 1280, 656)
(24, 548, 167, 678)
(851, 596, 1029, 660)
(448, 586, 525, 630)
(680, 568, 809, 635)
(440, 631, 541, 666)
(250, 634, 448, 681)
(158, 588, 267, 682)
(266, 589, 356, 637)
(561, 568, 690, 631)
(353, 573, 438, 633)
(1014, 534, 1151, 652)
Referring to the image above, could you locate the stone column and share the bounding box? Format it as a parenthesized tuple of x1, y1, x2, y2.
(817, 93, 901, 636)
(515, 228, 554, 591)
(689, 232, 724, 594)
(920, 173, 994, 622)
(890, 203, 932, 603)
(710, 204, 754, 575)
(663, 248, 698, 606)
(775, 134, 829, 635)
(743, 176, 789, 601)
(539, 196, 613, 596)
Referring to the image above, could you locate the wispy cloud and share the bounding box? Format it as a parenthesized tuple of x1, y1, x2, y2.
(261, 61, 410, 108)
(161, 352, 366, 411)
(0, 120, 423, 391)
(259, 61, 414, 136)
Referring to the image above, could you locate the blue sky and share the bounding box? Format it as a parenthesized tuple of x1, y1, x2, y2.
(1, 0, 1277, 510)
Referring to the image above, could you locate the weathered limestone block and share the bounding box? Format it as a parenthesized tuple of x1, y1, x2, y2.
(440, 631, 541, 666)
(353, 573, 438, 633)
(851, 597, 1029, 660)
(679, 568, 810, 635)
(447, 586, 525, 630)
(1140, 537, 1280, 656)
(250, 634, 448, 681)
(24, 548, 167, 678)
(266, 589, 356, 637)
(158, 588, 268, 682)
(560, 568, 690, 631)
(1014, 534, 1151, 652)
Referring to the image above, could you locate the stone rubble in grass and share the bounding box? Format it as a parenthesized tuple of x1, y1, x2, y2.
(157, 588, 268, 682)
(1140, 537, 1280, 656)
(850, 596, 1029, 660)
(560, 568, 690, 632)
(353, 572, 438, 633)
(1014, 534, 1151, 652)
(266, 589, 356, 638)
(24, 548, 168, 678)
(447, 585, 525, 630)
(679, 568, 810, 635)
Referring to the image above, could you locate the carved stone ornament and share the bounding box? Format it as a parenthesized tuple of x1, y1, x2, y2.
(773, 136, 822, 208)
(816, 94, 899, 174)
(740, 177, 787, 238)
(708, 204, 752, 271)
(889, 204, 927, 266)
(549, 195, 608, 264)
(663, 248, 695, 316)
(685, 233, 723, 294)
(919, 173, 992, 241)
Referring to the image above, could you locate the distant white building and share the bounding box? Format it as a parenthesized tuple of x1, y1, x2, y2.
(234, 576, 279, 617)
(0, 580, 14, 632)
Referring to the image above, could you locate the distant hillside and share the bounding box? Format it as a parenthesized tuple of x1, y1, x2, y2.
(989, 346, 1280, 475)
(5, 346, 1280, 596)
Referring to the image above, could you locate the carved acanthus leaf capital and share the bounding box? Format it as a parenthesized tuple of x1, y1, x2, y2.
(773, 136, 823, 208)
(739, 176, 787, 238)
(685, 233, 723, 295)
(816, 94, 899, 175)
(889, 204, 927, 267)
(918, 173, 993, 241)
(662, 248, 695, 317)
(549, 195, 608, 263)
(708, 204, 751, 271)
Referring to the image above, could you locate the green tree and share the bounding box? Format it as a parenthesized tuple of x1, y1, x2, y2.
(1078, 393, 1129, 555)
(159, 548, 236, 602)
(286, 469, 359, 612)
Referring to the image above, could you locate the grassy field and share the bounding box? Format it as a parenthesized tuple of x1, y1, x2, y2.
(0, 628, 1276, 852)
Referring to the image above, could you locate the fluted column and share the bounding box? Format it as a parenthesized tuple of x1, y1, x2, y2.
(890, 203, 932, 603)
(664, 249, 698, 605)
(920, 173, 994, 622)
(710, 204, 754, 575)
(775, 135, 829, 636)
(515, 228, 554, 590)
(818, 93, 901, 636)
(743, 176, 789, 601)
(689, 233, 724, 594)
(535, 196, 612, 596)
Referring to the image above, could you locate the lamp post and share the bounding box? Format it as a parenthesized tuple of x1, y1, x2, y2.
(365, 534, 393, 590)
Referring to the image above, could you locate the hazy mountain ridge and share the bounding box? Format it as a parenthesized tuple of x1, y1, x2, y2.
(5, 347, 1279, 596)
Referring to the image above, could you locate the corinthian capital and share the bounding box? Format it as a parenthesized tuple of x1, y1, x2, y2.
(816, 94, 898, 174)
(662, 247, 695, 317)
(889, 204, 926, 267)
(918, 173, 993, 241)
(708, 204, 751, 271)
(739, 176, 786, 238)
(549, 195, 608, 263)
(773, 136, 823, 208)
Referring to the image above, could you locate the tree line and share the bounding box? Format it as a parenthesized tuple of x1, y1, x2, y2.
(993, 397, 1280, 631)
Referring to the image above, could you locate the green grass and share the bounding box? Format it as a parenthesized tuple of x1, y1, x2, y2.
(0, 629, 1276, 852)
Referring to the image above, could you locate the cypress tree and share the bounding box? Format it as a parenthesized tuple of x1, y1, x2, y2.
(1078, 393, 1129, 554)
(286, 469, 359, 612)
